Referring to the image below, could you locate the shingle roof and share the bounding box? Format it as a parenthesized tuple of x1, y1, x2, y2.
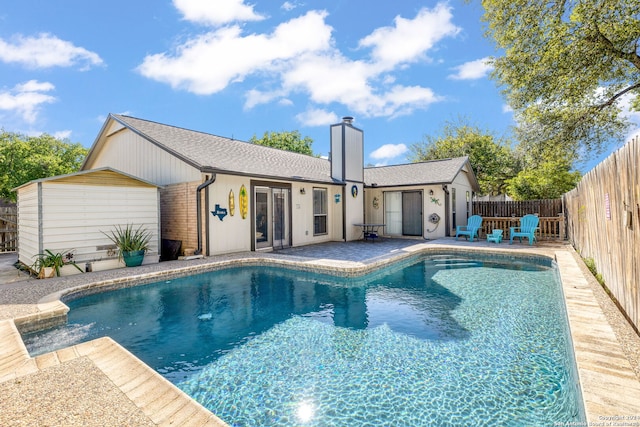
(364, 157, 479, 190)
(13, 167, 159, 191)
(101, 114, 478, 190)
(111, 114, 337, 184)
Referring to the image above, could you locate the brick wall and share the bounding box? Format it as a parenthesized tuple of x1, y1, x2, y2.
(160, 181, 205, 255)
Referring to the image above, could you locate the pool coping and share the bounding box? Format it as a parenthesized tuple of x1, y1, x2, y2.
(2, 241, 640, 424)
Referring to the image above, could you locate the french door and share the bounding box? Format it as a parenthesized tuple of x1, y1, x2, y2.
(255, 186, 290, 250)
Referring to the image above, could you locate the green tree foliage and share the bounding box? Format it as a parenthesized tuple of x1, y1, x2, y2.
(249, 130, 314, 156)
(0, 131, 88, 201)
(408, 118, 519, 196)
(482, 0, 640, 160)
(505, 158, 582, 200)
(504, 132, 582, 199)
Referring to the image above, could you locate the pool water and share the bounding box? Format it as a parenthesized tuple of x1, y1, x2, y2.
(24, 254, 585, 426)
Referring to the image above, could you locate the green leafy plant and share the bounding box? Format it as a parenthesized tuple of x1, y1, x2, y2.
(32, 249, 83, 278)
(102, 224, 152, 259)
(583, 257, 604, 286)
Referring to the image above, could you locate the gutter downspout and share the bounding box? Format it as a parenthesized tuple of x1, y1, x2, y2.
(341, 185, 346, 241)
(195, 174, 216, 255)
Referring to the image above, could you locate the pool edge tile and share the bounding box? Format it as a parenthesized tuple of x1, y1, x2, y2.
(555, 250, 640, 419)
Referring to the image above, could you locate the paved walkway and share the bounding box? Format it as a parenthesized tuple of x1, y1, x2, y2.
(1, 239, 639, 426)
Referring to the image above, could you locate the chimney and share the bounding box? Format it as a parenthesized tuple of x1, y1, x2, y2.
(330, 116, 363, 182)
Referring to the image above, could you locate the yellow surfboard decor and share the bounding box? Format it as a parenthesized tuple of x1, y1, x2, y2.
(228, 189, 235, 216)
(239, 184, 248, 219)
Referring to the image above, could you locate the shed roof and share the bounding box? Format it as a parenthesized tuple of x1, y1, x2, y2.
(13, 167, 160, 192)
(364, 157, 480, 191)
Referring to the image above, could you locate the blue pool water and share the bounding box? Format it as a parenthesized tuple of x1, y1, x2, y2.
(24, 254, 585, 426)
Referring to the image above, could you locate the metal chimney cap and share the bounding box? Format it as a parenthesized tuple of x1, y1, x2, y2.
(342, 116, 354, 124)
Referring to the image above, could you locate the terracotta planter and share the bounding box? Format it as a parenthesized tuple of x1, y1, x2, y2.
(122, 250, 145, 267)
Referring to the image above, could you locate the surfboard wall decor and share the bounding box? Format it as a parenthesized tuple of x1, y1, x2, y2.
(239, 184, 248, 219)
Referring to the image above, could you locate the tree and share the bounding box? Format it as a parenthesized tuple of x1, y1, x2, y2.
(249, 130, 314, 156)
(408, 118, 519, 196)
(505, 158, 582, 200)
(0, 131, 87, 201)
(482, 0, 640, 160)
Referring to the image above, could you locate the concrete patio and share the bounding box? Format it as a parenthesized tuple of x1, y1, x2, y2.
(1, 238, 639, 426)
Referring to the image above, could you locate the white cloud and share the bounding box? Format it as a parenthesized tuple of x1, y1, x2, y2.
(138, 11, 332, 95)
(448, 57, 493, 80)
(281, 1, 302, 12)
(0, 33, 103, 70)
(0, 80, 56, 123)
(617, 92, 640, 139)
(370, 143, 408, 160)
(173, 0, 265, 26)
(359, 4, 460, 69)
(282, 53, 376, 107)
(502, 104, 513, 113)
(295, 108, 338, 126)
(15, 80, 54, 93)
(140, 3, 458, 120)
(245, 89, 285, 109)
(53, 130, 72, 140)
(281, 54, 442, 118)
(382, 85, 442, 118)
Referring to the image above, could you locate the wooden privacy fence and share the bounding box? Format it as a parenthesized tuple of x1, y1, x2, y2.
(564, 134, 640, 332)
(473, 199, 563, 217)
(480, 216, 565, 241)
(0, 205, 17, 253)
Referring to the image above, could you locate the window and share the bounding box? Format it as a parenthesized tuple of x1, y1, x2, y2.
(313, 188, 327, 235)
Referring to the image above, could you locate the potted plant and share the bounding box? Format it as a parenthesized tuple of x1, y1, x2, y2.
(32, 249, 83, 278)
(103, 224, 152, 267)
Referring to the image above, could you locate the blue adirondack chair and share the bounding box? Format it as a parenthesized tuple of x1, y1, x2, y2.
(510, 214, 539, 245)
(455, 215, 483, 242)
(486, 229, 503, 244)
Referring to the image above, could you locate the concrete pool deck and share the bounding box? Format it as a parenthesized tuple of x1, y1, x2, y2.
(1, 238, 639, 425)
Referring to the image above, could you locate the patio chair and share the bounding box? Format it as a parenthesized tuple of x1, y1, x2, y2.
(510, 214, 539, 245)
(486, 229, 503, 244)
(455, 215, 483, 242)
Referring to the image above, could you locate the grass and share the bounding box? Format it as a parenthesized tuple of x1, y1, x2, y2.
(583, 256, 622, 307)
(583, 257, 605, 286)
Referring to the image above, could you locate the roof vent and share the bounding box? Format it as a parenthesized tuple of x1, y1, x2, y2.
(342, 116, 354, 125)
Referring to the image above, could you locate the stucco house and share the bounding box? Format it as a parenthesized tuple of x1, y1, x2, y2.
(77, 114, 480, 258)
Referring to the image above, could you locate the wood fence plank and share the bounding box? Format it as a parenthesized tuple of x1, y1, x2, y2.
(0, 205, 17, 253)
(564, 135, 639, 332)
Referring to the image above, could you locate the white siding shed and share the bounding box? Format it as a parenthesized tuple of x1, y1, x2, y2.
(15, 168, 161, 273)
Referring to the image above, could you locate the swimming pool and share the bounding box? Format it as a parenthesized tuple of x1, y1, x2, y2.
(24, 253, 585, 426)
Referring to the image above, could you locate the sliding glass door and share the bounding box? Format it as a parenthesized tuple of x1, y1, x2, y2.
(254, 186, 290, 250)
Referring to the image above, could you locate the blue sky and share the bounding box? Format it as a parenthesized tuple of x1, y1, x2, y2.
(0, 0, 632, 172)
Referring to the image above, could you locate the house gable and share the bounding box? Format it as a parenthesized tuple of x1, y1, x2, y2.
(364, 157, 479, 191)
(82, 116, 202, 186)
(85, 114, 338, 187)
